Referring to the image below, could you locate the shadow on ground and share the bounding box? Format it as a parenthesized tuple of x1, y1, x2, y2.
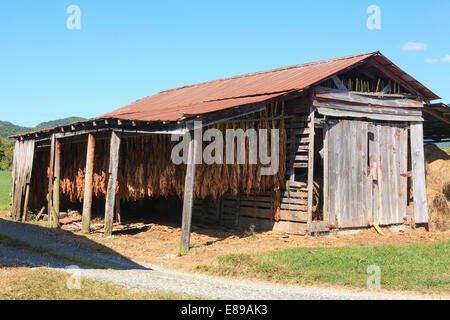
(0, 218, 149, 271)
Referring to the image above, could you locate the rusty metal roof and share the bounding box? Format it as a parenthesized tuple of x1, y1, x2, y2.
(11, 51, 440, 138)
(100, 51, 439, 122)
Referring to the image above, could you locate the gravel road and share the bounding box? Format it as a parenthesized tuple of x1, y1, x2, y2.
(0, 218, 445, 300)
(0, 218, 146, 270)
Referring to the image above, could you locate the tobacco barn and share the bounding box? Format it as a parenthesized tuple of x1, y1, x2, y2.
(9, 51, 443, 252)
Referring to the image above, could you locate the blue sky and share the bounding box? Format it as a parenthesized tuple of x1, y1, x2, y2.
(0, 0, 449, 127)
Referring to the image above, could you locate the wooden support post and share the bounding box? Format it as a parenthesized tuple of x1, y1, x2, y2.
(179, 131, 197, 255)
(410, 122, 428, 224)
(47, 134, 59, 228)
(82, 134, 95, 233)
(306, 104, 315, 232)
(53, 138, 61, 222)
(104, 131, 121, 237)
(21, 183, 30, 222)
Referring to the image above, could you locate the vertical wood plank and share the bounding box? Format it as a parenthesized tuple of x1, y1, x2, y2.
(380, 125, 391, 225)
(333, 120, 342, 227)
(306, 106, 315, 231)
(373, 124, 381, 224)
(399, 126, 408, 219)
(359, 121, 368, 226)
(327, 122, 336, 226)
(339, 120, 349, 227)
(82, 134, 96, 233)
(323, 119, 329, 222)
(180, 131, 198, 254)
(351, 121, 359, 227)
(47, 134, 58, 228)
(104, 131, 121, 237)
(53, 138, 61, 223)
(367, 123, 375, 225)
(391, 126, 401, 223)
(410, 122, 428, 224)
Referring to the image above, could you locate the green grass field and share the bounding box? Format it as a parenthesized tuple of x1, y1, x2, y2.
(0, 171, 11, 211)
(199, 240, 450, 292)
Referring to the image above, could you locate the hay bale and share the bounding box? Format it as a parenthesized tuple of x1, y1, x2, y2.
(427, 191, 450, 232)
(424, 144, 450, 231)
(443, 180, 450, 200)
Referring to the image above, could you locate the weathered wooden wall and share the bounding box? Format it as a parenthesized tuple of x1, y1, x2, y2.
(192, 96, 311, 235)
(11, 140, 35, 220)
(325, 119, 409, 228)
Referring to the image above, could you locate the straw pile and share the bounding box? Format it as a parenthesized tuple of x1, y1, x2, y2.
(424, 144, 450, 232)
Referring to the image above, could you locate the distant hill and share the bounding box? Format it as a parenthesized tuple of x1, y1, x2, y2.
(0, 117, 86, 140)
(34, 117, 86, 131)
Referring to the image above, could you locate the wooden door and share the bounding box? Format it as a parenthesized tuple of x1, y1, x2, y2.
(325, 119, 408, 228)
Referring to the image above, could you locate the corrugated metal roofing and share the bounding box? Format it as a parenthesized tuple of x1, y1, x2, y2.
(100, 51, 439, 122)
(11, 51, 440, 138)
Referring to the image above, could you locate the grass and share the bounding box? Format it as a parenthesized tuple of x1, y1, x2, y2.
(198, 240, 450, 293)
(0, 233, 106, 269)
(0, 262, 202, 300)
(0, 170, 11, 211)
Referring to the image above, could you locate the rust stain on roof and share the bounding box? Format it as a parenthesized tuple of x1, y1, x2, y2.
(101, 52, 378, 122)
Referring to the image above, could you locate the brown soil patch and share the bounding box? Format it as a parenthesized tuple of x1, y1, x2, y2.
(1, 210, 449, 274)
(59, 220, 450, 273)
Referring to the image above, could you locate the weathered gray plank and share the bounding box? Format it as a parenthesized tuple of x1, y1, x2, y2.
(179, 131, 198, 254)
(410, 122, 428, 223)
(323, 120, 329, 222)
(104, 131, 121, 237)
(11, 140, 35, 221)
(315, 86, 424, 108)
(399, 127, 408, 218)
(316, 107, 423, 122)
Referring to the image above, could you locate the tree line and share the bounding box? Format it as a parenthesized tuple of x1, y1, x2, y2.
(0, 137, 13, 171)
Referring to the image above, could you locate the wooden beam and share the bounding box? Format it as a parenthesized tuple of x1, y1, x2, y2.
(104, 131, 121, 237)
(315, 86, 423, 108)
(316, 107, 423, 122)
(422, 108, 450, 125)
(332, 76, 348, 91)
(314, 100, 422, 116)
(82, 134, 96, 233)
(179, 131, 198, 255)
(410, 122, 428, 224)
